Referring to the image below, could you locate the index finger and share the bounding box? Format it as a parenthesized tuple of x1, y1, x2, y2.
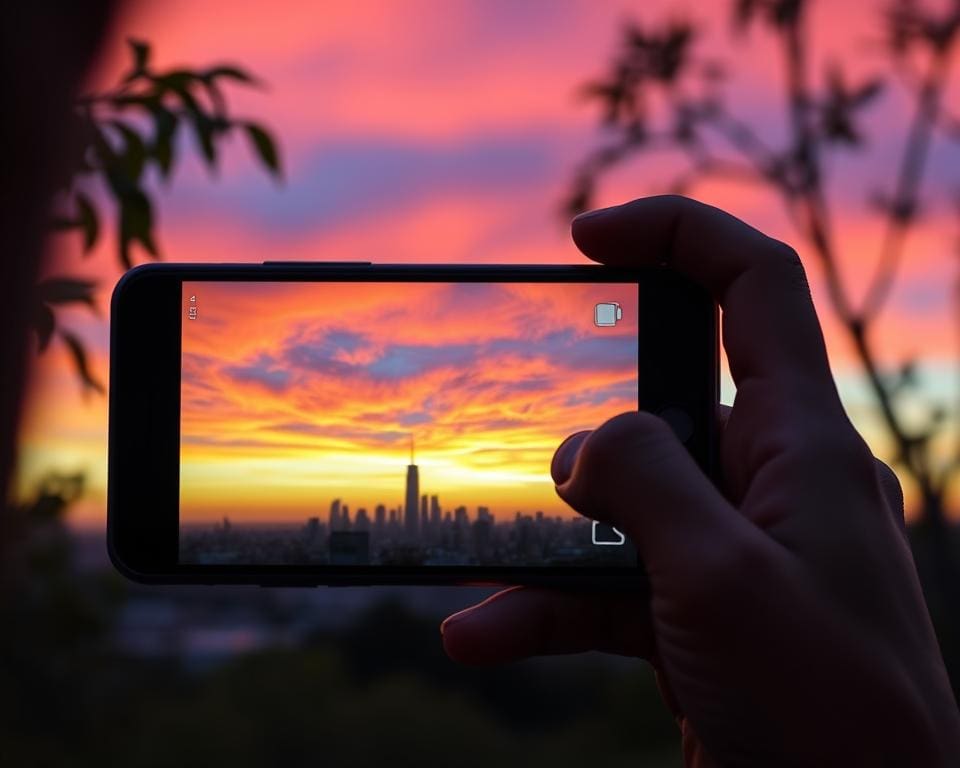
(573, 196, 837, 402)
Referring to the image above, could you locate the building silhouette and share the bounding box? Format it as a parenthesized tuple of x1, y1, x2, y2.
(375, 503, 386, 530)
(355, 507, 370, 532)
(329, 498, 341, 531)
(179, 431, 637, 569)
(404, 436, 419, 539)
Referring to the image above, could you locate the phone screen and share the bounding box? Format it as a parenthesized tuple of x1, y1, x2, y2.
(178, 281, 639, 568)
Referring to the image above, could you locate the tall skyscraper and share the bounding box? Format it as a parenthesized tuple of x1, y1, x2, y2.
(329, 498, 341, 531)
(355, 507, 371, 532)
(375, 504, 386, 530)
(404, 436, 419, 538)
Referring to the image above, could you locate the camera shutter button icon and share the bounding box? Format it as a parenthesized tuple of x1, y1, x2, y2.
(594, 302, 622, 327)
(592, 521, 625, 546)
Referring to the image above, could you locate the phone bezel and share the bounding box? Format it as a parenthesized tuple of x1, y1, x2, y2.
(108, 262, 718, 587)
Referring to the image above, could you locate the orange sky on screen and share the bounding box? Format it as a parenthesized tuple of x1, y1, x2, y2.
(178, 281, 638, 523)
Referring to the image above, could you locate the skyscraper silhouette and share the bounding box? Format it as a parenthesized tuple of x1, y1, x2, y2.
(404, 436, 419, 539)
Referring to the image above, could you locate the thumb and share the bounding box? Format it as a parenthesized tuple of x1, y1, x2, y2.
(553, 412, 751, 583)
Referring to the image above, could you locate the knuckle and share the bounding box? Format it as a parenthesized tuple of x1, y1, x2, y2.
(765, 238, 811, 294)
(874, 458, 905, 518)
(874, 458, 903, 496)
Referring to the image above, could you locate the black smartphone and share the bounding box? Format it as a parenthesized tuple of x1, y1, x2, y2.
(108, 262, 717, 587)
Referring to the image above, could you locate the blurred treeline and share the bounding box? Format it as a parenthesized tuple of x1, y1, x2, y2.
(1, 480, 680, 768)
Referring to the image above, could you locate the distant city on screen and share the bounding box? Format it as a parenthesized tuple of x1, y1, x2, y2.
(178, 281, 639, 567)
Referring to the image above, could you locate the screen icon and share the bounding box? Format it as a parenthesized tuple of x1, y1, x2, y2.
(591, 521, 625, 546)
(594, 302, 622, 327)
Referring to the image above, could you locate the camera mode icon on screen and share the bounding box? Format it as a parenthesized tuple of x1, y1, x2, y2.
(594, 302, 622, 327)
(591, 521, 626, 546)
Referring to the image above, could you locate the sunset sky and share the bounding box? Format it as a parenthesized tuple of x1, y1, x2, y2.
(179, 281, 638, 523)
(13, 0, 960, 524)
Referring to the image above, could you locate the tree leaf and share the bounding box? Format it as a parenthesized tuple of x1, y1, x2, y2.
(34, 303, 55, 352)
(59, 330, 105, 395)
(75, 192, 99, 252)
(190, 111, 217, 168)
(38, 277, 98, 309)
(110, 120, 148, 183)
(173, 88, 218, 170)
(152, 129, 175, 178)
(153, 70, 202, 93)
(244, 122, 282, 179)
(147, 104, 179, 179)
(118, 187, 158, 269)
(124, 39, 151, 83)
(91, 124, 119, 171)
(202, 65, 258, 85)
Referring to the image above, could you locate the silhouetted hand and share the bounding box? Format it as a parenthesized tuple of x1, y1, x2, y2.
(441, 196, 960, 767)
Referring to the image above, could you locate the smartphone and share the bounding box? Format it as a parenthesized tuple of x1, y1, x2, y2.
(108, 262, 717, 587)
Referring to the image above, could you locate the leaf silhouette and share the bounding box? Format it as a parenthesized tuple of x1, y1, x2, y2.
(147, 104, 179, 179)
(202, 65, 258, 85)
(40, 38, 283, 397)
(118, 187, 158, 268)
(38, 278, 98, 309)
(60, 330, 105, 395)
(75, 192, 99, 252)
(34, 303, 55, 352)
(124, 38, 151, 82)
(244, 122, 282, 178)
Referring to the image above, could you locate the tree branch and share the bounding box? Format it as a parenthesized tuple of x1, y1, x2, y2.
(860, 48, 953, 320)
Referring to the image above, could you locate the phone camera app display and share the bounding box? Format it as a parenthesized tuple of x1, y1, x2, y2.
(178, 281, 639, 568)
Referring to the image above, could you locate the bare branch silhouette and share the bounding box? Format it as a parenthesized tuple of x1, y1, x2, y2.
(566, 0, 960, 528)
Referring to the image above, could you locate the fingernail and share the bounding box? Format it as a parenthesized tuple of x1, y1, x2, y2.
(572, 205, 616, 223)
(440, 607, 474, 636)
(551, 431, 590, 485)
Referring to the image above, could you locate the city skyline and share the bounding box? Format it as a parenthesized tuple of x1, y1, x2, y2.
(179, 447, 636, 567)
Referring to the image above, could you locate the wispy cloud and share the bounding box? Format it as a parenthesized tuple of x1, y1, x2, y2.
(223, 353, 292, 393)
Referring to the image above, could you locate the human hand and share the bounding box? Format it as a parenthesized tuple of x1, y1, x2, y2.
(440, 196, 960, 767)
